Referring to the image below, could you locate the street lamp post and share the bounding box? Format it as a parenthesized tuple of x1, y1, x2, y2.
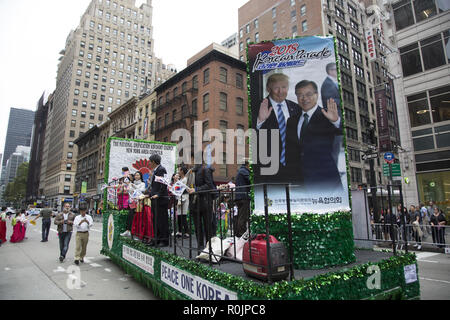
(367, 122, 379, 224)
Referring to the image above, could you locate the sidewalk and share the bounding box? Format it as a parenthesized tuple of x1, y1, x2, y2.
(374, 231, 448, 254)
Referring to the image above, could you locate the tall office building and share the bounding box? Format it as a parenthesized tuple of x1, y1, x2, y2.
(238, 0, 401, 192)
(388, 0, 450, 210)
(1, 108, 34, 168)
(26, 92, 52, 204)
(43, 0, 176, 206)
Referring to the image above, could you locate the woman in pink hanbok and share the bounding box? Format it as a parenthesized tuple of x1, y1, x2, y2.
(10, 211, 28, 243)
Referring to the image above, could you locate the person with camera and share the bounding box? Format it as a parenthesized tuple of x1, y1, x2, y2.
(54, 201, 75, 262)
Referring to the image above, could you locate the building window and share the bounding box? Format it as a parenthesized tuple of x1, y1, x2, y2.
(220, 120, 228, 141)
(203, 93, 209, 112)
(203, 68, 210, 85)
(393, 0, 415, 30)
(220, 153, 227, 177)
(192, 99, 198, 115)
(351, 167, 362, 183)
(67, 152, 73, 159)
(202, 121, 209, 141)
(407, 92, 431, 127)
(236, 73, 243, 89)
(400, 32, 448, 77)
(302, 20, 308, 32)
(255, 32, 259, 42)
(64, 186, 70, 194)
(414, 0, 437, 23)
(300, 4, 306, 16)
(430, 85, 450, 123)
(292, 25, 298, 38)
(272, 7, 276, 18)
(192, 75, 198, 89)
(219, 67, 227, 83)
(400, 43, 422, 77)
(420, 34, 446, 71)
(236, 97, 244, 115)
(219, 92, 227, 111)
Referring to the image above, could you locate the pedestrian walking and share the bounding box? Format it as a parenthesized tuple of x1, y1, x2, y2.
(54, 202, 75, 262)
(32, 207, 53, 242)
(0, 207, 8, 245)
(73, 202, 93, 265)
(430, 206, 446, 249)
(10, 211, 28, 243)
(411, 205, 423, 250)
(420, 203, 431, 236)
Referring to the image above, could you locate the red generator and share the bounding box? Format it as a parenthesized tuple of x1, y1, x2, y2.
(242, 234, 289, 281)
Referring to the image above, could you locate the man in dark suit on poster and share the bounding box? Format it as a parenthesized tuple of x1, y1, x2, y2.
(255, 73, 300, 182)
(148, 154, 169, 247)
(286, 80, 343, 191)
(321, 62, 342, 165)
(321, 62, 340, 108)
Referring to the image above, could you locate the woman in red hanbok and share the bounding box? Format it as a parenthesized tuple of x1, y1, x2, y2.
(10, 212, 28, 243)
(0, 208, 8, 244)
(127, 172, 151, 243)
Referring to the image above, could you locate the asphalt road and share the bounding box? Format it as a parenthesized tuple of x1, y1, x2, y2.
(1, 217, 449, 300)
(415, 251, 450, 300)
(0, 216, 157, 300)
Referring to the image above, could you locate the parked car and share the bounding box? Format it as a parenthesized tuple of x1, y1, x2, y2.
(28, 208, 41, 216)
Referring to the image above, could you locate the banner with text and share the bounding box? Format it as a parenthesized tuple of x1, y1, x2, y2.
(248, 36, 350, 214)
(160, 261, 237, 300)
(106, 138, 176, 187)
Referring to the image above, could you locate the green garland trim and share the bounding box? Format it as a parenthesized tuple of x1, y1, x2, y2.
(251, 211, 355, 269)
(101, 210, 420, 300)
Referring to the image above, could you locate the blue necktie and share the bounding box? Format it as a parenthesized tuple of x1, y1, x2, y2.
(277, 104, 286, 166)
(300, 113, 309, 144)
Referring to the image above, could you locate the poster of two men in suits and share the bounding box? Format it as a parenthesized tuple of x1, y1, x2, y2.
(248, 36, 350, 214)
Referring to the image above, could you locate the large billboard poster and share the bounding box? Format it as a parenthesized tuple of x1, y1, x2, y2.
(248, 36, 350, 214)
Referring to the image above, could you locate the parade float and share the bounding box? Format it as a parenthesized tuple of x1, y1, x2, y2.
(100, 36, 420, 300)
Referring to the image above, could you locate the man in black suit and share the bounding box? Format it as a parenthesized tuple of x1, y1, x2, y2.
(148, 154, 169, 247)
(321, 62, 342, 165)
(187, 153, 216, 250)
(255, 73, 300, 182)
(321, 62, 340, 108)
(286, 80, 343, 191)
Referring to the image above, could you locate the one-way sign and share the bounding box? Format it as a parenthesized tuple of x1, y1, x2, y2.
(362, 152, 379, 160)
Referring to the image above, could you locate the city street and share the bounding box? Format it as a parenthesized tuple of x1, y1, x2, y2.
(415, 251, 450, 300)
(0, 217, 157, 300)
(1, 217, 449, 300)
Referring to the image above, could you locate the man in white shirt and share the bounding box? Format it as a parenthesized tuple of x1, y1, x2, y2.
(54, 202, 75, 262)
(73, 202, 93, 265)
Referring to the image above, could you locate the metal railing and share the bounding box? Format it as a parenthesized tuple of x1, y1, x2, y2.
(369, 222, 448, 251)
(107, 182, 299, 284)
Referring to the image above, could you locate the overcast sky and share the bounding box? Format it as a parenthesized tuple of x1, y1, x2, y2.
(0, 0, 248, 160)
